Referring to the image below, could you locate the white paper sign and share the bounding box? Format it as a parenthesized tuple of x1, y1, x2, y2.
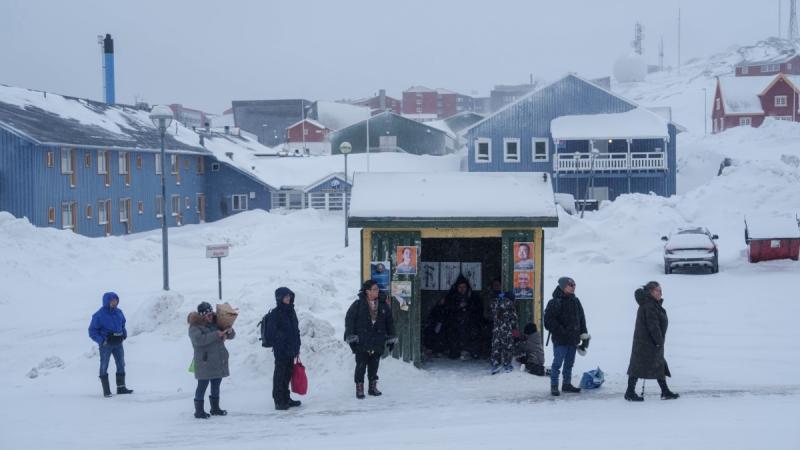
(440, 262, 461, 291)
(460, 262, 482, 290)
(206, 244, 230, 258)
(419, 262, 440, 290)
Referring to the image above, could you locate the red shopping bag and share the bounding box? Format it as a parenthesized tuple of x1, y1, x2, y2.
(290, 356, 308, 395)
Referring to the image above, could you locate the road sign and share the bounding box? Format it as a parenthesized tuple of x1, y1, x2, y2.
(206, 244, 230, 258)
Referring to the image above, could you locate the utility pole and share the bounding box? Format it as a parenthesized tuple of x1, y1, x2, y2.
(659, 37, 665, 71)
(677, 8, 681, 75)
(790, 0, 799, 41)
(632, 22, 644, 55)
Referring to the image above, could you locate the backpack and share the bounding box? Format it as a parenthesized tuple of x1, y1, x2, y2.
(258, 309, 275, 348)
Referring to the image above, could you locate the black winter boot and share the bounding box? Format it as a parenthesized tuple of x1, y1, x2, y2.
(550, 384, 560, 396)
(115, 373, 133, 394)
(625, 376, 644, 401)
(274, 402, 289, 411)
(209, 396, 227, 416)
(194, 399, 210, 419)
(657, 378, 680, 400)
(356, 383, 365, 399)
(288, 398, 302, 408)
(100, 374, 112, 398)
(562, 383, 581, 393)
(368, 380, 382, 396)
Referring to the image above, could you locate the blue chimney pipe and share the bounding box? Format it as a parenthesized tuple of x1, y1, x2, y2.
(103, 34, 115, 105)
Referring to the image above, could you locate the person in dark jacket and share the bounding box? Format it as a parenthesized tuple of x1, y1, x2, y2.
(444, 275, 483, 360)
(88, 292, 133, 398)
(344, 280, 397, 399)
(188, 302, 235, 418)
(516, 323, 546, 376)
(625, 282, 679, 401)
(489, 290, 518, 374)
(423, 297, 449, 356)
(269, 287, 302, 410)
(544, 277, 589, 396)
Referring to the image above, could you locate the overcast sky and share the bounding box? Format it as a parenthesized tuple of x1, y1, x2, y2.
(0, 0, 783, 113)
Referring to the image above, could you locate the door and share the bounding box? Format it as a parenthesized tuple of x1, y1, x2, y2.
(197, 194, 206, 223)
(366, 229, 422, 366)
(502, 230, 537, 331)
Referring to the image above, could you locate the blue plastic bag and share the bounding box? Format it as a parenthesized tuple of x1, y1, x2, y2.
(579, 367, 605, 390)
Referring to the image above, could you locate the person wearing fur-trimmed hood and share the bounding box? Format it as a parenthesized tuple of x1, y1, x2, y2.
(624, 282, 679, 401)
(269, 287, 302, 411)
(188, 302, 235, 419)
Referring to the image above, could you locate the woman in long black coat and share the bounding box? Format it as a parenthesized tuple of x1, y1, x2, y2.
(344, 279, 397, 399)
(625, 281, 679, 401)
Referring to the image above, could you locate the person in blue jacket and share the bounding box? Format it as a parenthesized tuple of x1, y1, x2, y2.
(88, 292, 133, 397)
(268, 287, 302, 411)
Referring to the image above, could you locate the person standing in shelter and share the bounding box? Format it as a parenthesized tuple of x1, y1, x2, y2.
(625, 281, 679, 402)
(88, 292, 133, 398)
(188, 302, 235, 418)
(268, 287, 302, 410)
(445, 275, 484, 360)
(517, 323, 546, 376)
(489, 291, 518, 374)
(544, 277, 589, 396)
(344, 280, 397, 399)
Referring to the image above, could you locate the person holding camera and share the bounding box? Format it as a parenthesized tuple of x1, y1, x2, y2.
(88, 292, 133, 398)
(188, 302, 235, 419)
(344, 280, 397, 399)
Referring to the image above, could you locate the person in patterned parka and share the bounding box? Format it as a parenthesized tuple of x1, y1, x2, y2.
(489, 290, 518, 374)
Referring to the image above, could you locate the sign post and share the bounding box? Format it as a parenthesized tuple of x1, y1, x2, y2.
(205, 244, 230, 300)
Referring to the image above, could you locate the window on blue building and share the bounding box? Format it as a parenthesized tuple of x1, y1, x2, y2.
(232, 194, 248, 211)
(475, 139, 491, 163)
(503, 138, 520, 163)
(61, 149, 74, 174)
(533, 138, 549, 161)
(155, 154, 162, 175)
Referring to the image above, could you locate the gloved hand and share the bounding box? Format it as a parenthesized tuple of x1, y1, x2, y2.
(345, 334, 359, 344)
(577, 333, 591, 356)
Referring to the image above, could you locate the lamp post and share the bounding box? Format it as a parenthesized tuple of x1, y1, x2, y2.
(339, 141, 352, 247)
(573, 152, 581, 214)
(149, 105, 174, 291)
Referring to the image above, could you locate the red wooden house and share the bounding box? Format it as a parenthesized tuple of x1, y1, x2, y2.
(284, 119, 331, 155)
(712, 73, 800, 133)
(735, 55, 800, 77)
(744, 216, 800, 263)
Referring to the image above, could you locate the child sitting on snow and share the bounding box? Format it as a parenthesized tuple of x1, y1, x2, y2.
(516, 323, 546, 376)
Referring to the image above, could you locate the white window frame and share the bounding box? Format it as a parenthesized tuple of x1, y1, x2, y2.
(61, 202, 74, 229)
(155, 195, 163, 218)
(532, 138, 549, 162)
(118, 152, 129, 175)
(503, 138, 520, 163)
(474, 138, 491, 163)
(61, 148, 73, 174)
(98, 200, 109, 225)
(788, 63, 793, 71)
(97, 151, 108, 175)
(775, 95, 787, 107)
(739, 117, 752, 127)
(155, 153, 162, 175)
(232, 194, 248, 211)
(774, 115, 793, 121)
(715, 98, 720, 111)
(170, 154, 179, 174)
(171, 194, 181, 216)
(741, 65, 749, 75)
(119, 198, 130, 223)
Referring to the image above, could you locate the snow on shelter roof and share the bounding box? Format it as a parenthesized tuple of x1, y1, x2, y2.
(745, 216, 800, 240)
(348, 172, 558, 228)
(717, 76, 776, 115)
(550, 108, 669, 140)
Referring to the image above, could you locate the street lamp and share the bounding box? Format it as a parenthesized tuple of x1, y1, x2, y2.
(702, 88, 708, 136)
(573, 152, 581, 213)
(149, 105, 174, 291)
(339, 141, 352, 247)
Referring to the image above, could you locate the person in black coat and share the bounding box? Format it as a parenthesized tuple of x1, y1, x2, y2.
(625, 281, 679, 401)
(444, 275, 483, 360)
(544, 276, 589, 396)
(344, 279, 397, 399)
(268, 287, 302, 410)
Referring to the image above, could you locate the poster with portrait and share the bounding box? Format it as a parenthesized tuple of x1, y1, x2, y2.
(439, 262, 461, 291)
(392, 280, 413, 311)
(460, 262, 482, 290)
(419, 262, 439, 291)
(513, 270, 534, 299)
(513, 242, 535, 271)
(370, 261, 391, 292)
(395, 246, 418, 275)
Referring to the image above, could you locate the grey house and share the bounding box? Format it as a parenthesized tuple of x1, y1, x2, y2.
(330, 111, 456, 155)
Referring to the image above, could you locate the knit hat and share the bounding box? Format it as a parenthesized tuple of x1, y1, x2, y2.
(197, 301, 213, 315)
(557, 277, 575, 289)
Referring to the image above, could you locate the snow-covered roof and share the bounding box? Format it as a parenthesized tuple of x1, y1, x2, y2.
(736, 53, 798, 66)
(302, 172, 349, 193)
(0, 84, 206, 153)
(746, 216, 800, 240)
(550, 108, 670, 140)
(436, 88, 457, 95)
(718, 76, 775, 114)
(311, 101, 369, 131)
(405, 86, 435, 93)
(348, 172, 558, 227)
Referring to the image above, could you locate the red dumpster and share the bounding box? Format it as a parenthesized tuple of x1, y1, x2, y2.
(744, 216, 800, 263)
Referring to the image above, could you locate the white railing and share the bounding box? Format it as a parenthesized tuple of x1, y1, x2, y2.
(554, 152, 666, 171)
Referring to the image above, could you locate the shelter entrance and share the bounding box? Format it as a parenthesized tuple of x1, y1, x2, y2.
(419, 238, 501, 363)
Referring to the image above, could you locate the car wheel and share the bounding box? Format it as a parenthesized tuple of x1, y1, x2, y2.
(712, 259, 719, 274)
(664, 264, 671, 275)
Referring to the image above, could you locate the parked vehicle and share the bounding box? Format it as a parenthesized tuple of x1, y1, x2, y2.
(662, 227, 719, 274)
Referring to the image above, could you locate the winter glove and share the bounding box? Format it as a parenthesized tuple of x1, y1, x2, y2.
(577, 333, 591, 356)
(345, 334, 359, 344)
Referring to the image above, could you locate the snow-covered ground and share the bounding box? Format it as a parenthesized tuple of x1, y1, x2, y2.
(3, 39, 800, 449)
